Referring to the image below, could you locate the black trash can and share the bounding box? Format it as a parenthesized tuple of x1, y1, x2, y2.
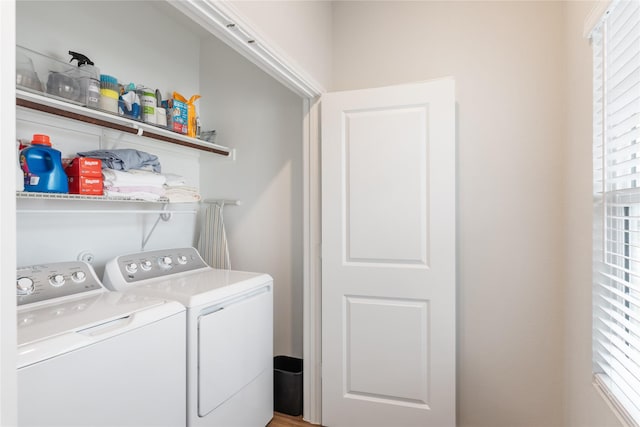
(274, 356, 303, 416)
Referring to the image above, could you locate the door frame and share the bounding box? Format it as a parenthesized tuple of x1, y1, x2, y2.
(172, 1, 325, 423)
(0, 1, 17, 425)
(302, 97, 322, 423)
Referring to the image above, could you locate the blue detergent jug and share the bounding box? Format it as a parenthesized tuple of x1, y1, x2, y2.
(20, 134, 69, 193)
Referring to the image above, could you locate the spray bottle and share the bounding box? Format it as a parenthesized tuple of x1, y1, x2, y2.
(68, 51, 100, 109)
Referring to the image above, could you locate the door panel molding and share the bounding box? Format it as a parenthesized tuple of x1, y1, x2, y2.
(344, 296, 430, 408)
(343, 104, 430, 267)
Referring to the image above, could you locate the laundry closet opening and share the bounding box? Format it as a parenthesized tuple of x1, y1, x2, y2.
(16, 0, 304, 366)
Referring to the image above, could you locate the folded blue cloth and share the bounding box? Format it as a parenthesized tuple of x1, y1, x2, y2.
(77, 149, 161, 173)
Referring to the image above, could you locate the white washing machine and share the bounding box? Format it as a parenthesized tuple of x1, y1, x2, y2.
(16, 260, 187, 427)
(102, 247, 274, 427)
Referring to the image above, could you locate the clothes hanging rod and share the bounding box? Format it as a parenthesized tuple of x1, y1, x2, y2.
(202, 199, 242, 206)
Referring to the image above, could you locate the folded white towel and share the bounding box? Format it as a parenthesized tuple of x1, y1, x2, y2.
(163, 173, 187, 187)
(102, 169, 166, 187)
(164, 186, 201, 203)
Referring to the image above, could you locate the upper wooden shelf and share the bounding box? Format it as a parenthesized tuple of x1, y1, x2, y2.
(16, 89, 231, 157)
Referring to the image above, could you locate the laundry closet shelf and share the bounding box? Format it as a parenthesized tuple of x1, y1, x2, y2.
(16, 191, 199, 213)
(16, 89, 231, 156)
(16, 191, 173, 203)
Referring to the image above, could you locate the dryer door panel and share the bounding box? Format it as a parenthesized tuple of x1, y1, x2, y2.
(198, 286, 273, 417)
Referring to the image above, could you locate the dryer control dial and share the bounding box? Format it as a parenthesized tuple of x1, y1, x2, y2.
(71, 271, 86, 283)
(140, 260, 152, 271)
(125, 263, 138, 274)
(177, 255, 188, 265)
(16, 277, 35, 296)
(49, 274, 65, 287)
(158, 256, 173, 269)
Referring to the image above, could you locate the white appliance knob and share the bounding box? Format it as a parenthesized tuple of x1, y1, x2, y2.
(16, 277, 35, 296)
(125, 263, 138, 274)
(71, 271, 86, 283)
(159, 256, 173, 269)
(177, 255, 188, 265)
(49, 274, 65, 287)
(140, 260, 152, 271)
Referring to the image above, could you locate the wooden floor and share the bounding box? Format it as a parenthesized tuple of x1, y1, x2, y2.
(267, 412, 320, 427)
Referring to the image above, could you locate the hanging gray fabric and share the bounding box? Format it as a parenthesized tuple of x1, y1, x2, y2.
(198, 201, 231, 269)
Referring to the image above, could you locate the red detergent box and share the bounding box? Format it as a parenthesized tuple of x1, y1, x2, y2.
(64, 157, 102, 177)
(68, 176, 103, 195)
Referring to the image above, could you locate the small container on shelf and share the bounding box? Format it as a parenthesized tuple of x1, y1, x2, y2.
(136, 85, 157, 124)
(117, 82, 141, 119)
(99, 74, 120, 114)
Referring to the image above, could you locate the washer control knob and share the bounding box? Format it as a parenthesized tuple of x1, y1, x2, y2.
(159, 256, 173, 269)
(49, 274, 65, 287)
(125, 263, 138, 274)
(17, 277, 35, 296)
(140, 260, 152, 271)
(71, 271, 86, 283)
(177, 255, 188, 265)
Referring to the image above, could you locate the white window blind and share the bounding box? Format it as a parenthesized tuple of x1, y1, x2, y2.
(592, 1, 640, 425)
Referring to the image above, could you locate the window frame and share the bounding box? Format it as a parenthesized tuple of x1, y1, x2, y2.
(590, 1, 640, 426)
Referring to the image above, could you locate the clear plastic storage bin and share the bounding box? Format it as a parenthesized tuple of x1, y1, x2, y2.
(16, 45, 94, 106)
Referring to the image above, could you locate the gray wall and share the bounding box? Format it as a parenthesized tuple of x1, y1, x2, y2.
(15, 0, 305, 359)
(198, 35, 304, 358)
(15, 1, 202, 270)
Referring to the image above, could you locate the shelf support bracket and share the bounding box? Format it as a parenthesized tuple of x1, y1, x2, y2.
(141, 204, 172, 250)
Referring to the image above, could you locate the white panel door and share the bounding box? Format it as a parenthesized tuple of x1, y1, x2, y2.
(321, 79, 455, 427)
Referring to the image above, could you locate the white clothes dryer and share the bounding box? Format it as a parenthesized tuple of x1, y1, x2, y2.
(102, 247, 274, 427)
(16, 260, 187, 427)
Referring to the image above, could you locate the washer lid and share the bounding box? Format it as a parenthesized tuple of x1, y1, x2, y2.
(121, 269, 273, 308)
(17, 291, 184, 368)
